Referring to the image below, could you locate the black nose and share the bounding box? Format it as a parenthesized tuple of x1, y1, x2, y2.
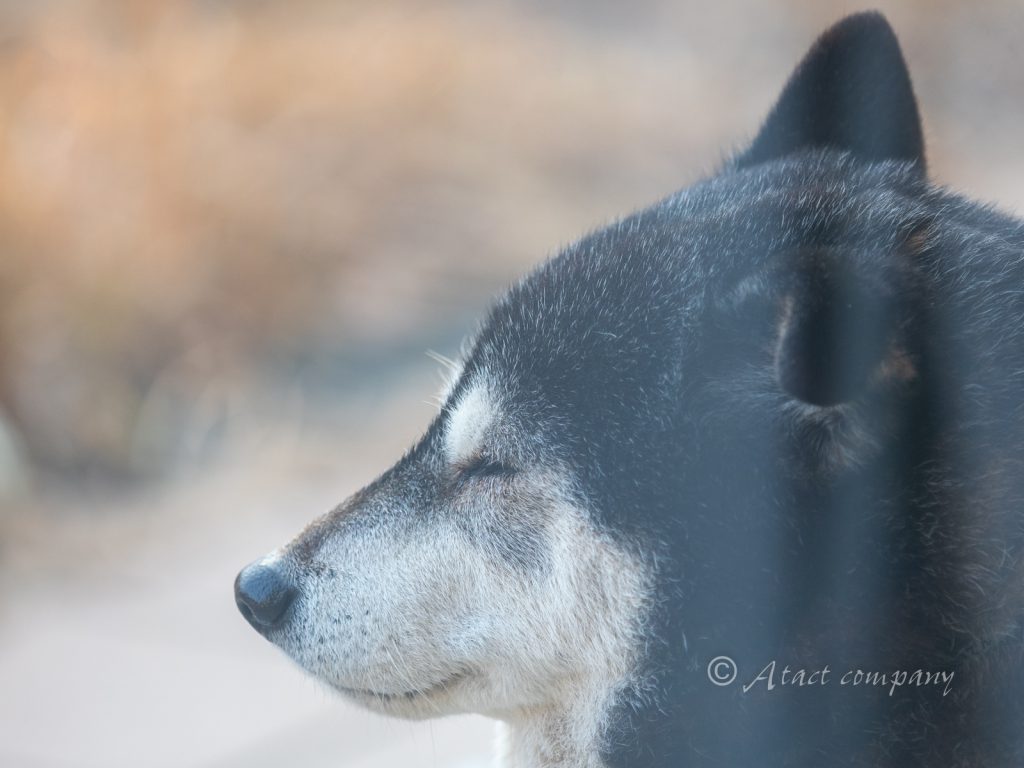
(234, 561, 297, 631)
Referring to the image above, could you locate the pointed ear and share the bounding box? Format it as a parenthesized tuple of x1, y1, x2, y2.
(737, 12, 925, 171)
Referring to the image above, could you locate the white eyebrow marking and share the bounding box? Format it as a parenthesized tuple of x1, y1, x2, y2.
(444, 381, 495, 466)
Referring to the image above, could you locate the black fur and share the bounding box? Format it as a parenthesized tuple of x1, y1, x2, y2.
(738, 11, 925, 171)
(774, 246, 902, 406)
(458, 12, 1024, 766)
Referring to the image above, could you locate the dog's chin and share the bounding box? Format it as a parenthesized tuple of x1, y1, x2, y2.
(330, 670, 473, 718)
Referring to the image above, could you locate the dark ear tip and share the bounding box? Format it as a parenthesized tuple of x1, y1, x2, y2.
(822, 10, 898, 39)
(737, 10, 925, 171)
(811, 11, 903, 64)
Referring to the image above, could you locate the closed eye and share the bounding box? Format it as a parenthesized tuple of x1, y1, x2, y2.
(459, 455, 518, 480)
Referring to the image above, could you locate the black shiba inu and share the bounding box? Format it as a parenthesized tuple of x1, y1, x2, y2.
(236, 12, 1024, 767)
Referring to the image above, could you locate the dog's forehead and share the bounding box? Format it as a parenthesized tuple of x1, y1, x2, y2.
(429, 156, 922, 467)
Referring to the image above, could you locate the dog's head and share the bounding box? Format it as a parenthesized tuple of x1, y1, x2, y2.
(236, 11, 929, 732)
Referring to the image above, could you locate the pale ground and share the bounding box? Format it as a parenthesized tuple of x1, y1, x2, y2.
(0, 373, 496, 767)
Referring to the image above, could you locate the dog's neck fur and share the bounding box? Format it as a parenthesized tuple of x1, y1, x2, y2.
(495, 682, 616, 768)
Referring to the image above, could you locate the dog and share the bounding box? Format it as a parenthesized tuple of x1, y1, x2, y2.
(235, 12, 1024, 766)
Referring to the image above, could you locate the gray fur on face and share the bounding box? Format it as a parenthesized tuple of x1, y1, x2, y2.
(271, 374, 652, 742)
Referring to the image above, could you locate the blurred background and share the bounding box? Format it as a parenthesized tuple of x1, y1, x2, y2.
(1, 1, 1021, 766)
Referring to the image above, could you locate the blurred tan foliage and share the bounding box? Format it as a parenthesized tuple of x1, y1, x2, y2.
(0, 0, 716, 484)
